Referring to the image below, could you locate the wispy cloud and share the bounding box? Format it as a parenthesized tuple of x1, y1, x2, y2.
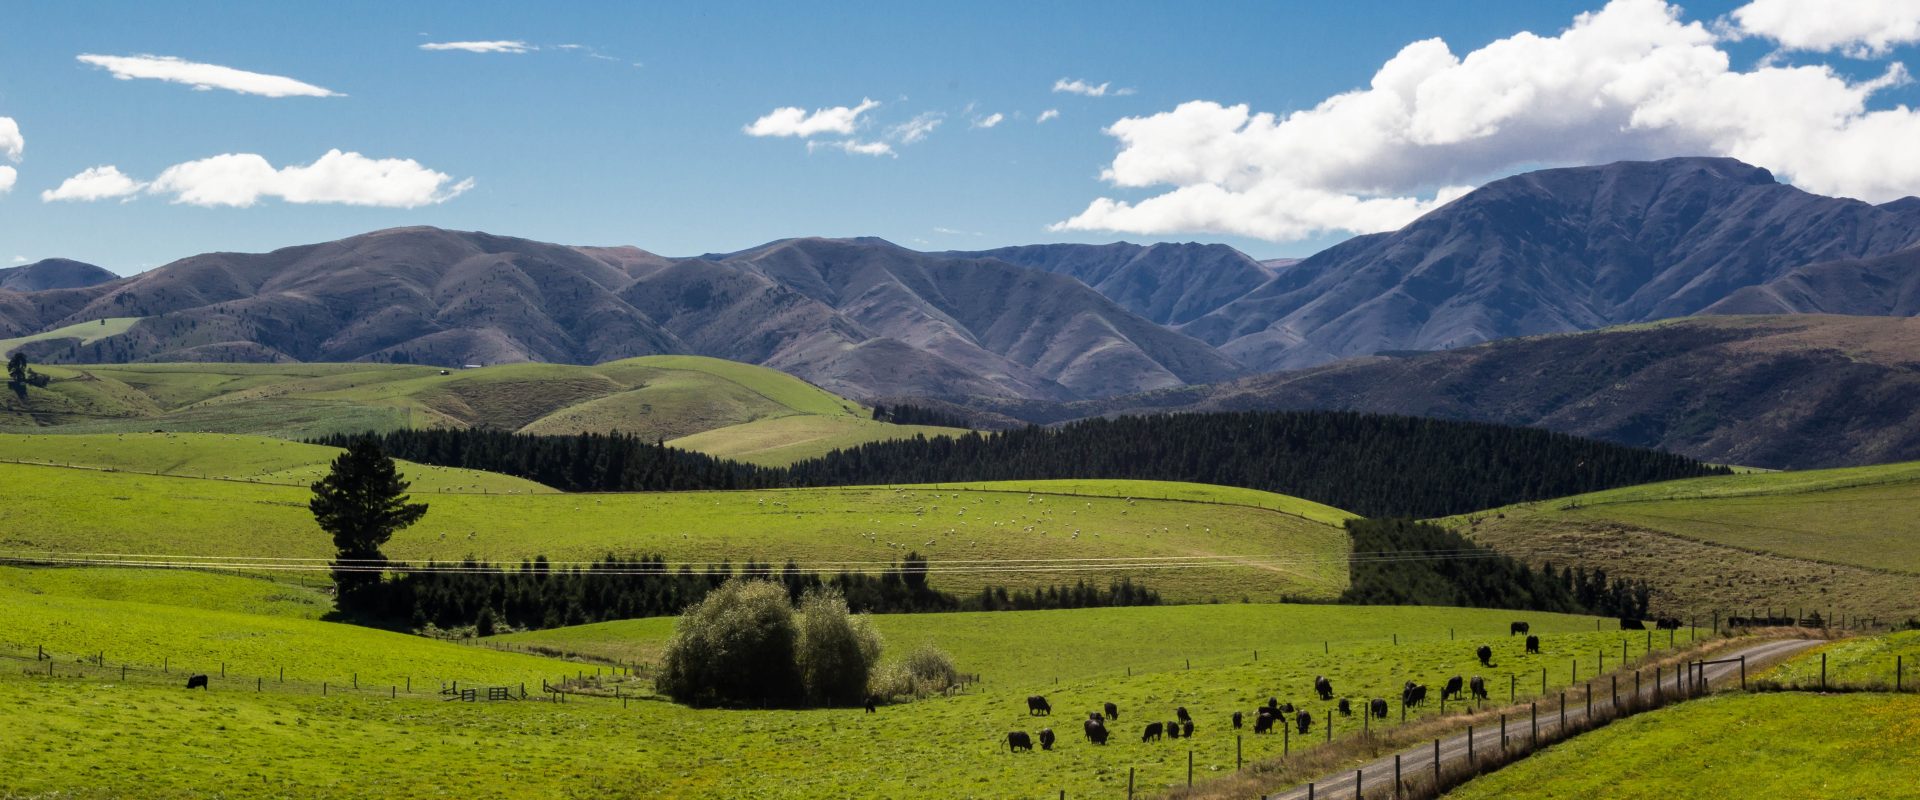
(419, 41, 535, 54)
(745, 98, 880, 137)
(76, 54, 339, 98)
(1036, 109, 1060, 123)
(933, 227, 983, 236)
(1053, 78, 1134, 97)
(888, 112, 944, 144)
(807, 139, 895, 158)
(42, 166, 146, 202)
(10, 256, 25, 264)
(971, 112, 1005, 129)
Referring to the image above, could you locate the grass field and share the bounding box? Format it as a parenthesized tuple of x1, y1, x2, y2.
(0, 356, 966, 464)
(0, 461, 1350, 602)
(0, 565, 1658, 800)
(0, 316, 142, 355)
(1443, 693, 1920, 799)
(1444, 461, 1920, 621)
(1762, 631, 1920, 690)
(0, 432, 553, 493)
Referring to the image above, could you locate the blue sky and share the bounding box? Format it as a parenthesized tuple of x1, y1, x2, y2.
(3, 0, 1918, 274)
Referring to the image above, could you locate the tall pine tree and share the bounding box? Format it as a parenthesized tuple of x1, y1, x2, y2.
(310, 438, 428, 615)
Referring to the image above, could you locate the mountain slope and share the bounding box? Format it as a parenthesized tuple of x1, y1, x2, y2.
(0, 259, 118, 293)
(943, 242, 1274, 325)
(1183, 157, 1920, 371)
(1705, 244, 1920, 316)
(1076, 315, 1920, 470)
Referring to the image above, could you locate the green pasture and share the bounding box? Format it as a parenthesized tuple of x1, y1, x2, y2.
(0, 432, 552, 493)
(666, 414, 961, 466)
(1444, 692, 1920, 799)
(0, 316, 141, 355)
(0, 463, 1350, 602)
(1763, 630, 1920, 690)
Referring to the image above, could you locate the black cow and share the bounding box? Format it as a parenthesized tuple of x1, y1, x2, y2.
(1008, 731, 1033, 752)
(1510, 621, 1530, 636)
(1232, 711, 1244, 730)
(1027, 695, 1052, 716)
(1277, 701, 1295, 715)
(1104, 701, 1119, 720)
(1476, 645, 1493, 666)
(1253, 712, 1276, 734)
(1620, 617, 1646, 630)
(1314, 675, 1334, 701)
(1084, 718, 1109, 745)
(1166, 720, 1182, 740)
(1525, 635, 1540, 654)
(1369, 698, 1389, 719)
(1402, 683, 1428, 707)
(1337, 698, 1352, 717)
(1176, 706, 1192, 723)
(1294, 710, 1312, 735)
(1469, 676, 1489, 701)
(1039, 728, 1056, 751)
(864, 696, 876, 713)
(185, 674, 209, 690)
(1442, 676, 1464, 701)
(1181, 719, 1194, 738)
(1089, 711, 1104, 722)
(1266, 697, 1279, 711)
(1655, 618, 1683, 630)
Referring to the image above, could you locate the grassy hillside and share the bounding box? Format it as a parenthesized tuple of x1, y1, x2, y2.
(0, 432, 553, 493)
(0, 570, 1650, 800)
(1762, 631, 1920, 690)
(0, 316, 142, 355)
(0, 462, 1350, 603)
(1446, 461, 1920, 621)
(1444, 693, 1920, 799)
(0, 356, 965, 465)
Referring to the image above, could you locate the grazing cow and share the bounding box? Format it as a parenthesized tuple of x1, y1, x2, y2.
(1166, 720, 1182, 740)
(1402, 683, 1428, 707)
(864, 696, 876, 713)
(1027, 695, 1052, 716)
(1469, 676, 1489, 701)
(1266, 697, 1279, 712)
(1314, 675, 1334, 701)
(1294, 710, 1312, 735)
(1143, 722, 1164, 742)
(1084, 718, 1109, 745)
(1089, 711, 1104, 722)
(1008, 731, 1033, 752)
(1039, 728, 1056, 751)
(1337, 698, 1352, 717)
(1369, 698, 1389, 719)
(1175, 706, 1192, 724)
(1442, 676, 1465, 701)
(1277, 702, 1295, 715)
(1253, 712, 1276, 734)
(185, 674, 209, 690)
(1181, 719, 1194, 738)
(1104, 701, 1119, 721)
(1476, 645, 1493, 667)
(1620, 617, 1646, 630)
(1655, 618, 1683, 631)
(1232, 711, 1244, 730)
(1525, 635, 1540, 655)
(1511, 621, 1530, 636)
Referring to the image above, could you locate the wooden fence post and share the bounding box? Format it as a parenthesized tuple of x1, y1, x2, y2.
(1740, 656, 1746, 690)
(1188, 750, 1193, 787)
(1354, 769, 1362, 799)
(1127, 767, 1134, 800)
(1899, 656, 1904, 692)
(1821, 653, 1827, 690)
(1467, 724, 1474, 765)
(1530, 702, 1537, 748)
(1432, 739, 1440, 784)
(1394, 753, 1402, 799)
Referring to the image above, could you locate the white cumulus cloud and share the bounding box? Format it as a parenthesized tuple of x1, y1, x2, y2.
(1730, 0, 1920, 57)
(76, 54, 339, 98)
(134, 150, 473, 207)
(1037, 109, 1060, 123)
(1056, 0, 1920, 243)
(807, 139, 895, 158)
(0, 167, 14, 195)
(42, 165, 147, 202)
(419, 41, 536, 54)
(744, 98, 880, 137)
(972, 112, 1005, 129)
(0, 116, 21, 161)
(1053, 78, 1133, 97)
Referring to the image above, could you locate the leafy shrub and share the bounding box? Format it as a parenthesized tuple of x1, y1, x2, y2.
(796, 587, 884, 706)
(870, 642, 961, 701)
(656, 580, 805, 708)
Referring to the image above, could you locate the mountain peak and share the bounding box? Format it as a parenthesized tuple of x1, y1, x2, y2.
(0, 258, 120, 292)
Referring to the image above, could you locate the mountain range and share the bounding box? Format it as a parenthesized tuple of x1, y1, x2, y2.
(5, 156, 1920, 434)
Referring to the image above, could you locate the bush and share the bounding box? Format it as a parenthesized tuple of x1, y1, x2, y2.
(870, 642, 961, 701)
(796, 587, 884, 706)
(656, 580, 805, 708)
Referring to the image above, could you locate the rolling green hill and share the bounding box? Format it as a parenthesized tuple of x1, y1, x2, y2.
(0, 432, 554, 493)
(0, 461, 1351, 603)
(0, 356, 966, 465)
(1444, 693, 1920, 800)
(1445, 461, 1920, 622)
(0, 316, 142, 356)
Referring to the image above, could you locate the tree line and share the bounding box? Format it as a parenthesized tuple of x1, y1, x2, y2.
(325, 410, 1727, 518)
(1338, 518, 1651, 619)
